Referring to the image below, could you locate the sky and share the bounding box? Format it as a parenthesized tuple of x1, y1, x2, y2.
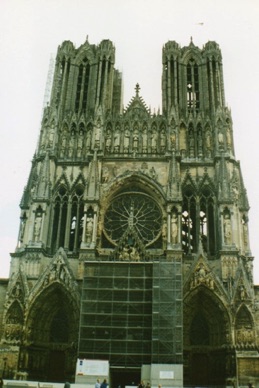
(1, 0, 259, 283)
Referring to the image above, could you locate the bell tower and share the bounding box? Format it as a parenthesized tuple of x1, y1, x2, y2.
(0, 38, 258, 386)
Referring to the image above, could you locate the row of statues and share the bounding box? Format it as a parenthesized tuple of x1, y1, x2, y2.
(39, 121, 233, 157)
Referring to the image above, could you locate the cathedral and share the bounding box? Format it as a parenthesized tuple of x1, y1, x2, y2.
(0, 37, 259, 387)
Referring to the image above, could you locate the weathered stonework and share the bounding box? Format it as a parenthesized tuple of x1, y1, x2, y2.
(0, 37, 258, 386)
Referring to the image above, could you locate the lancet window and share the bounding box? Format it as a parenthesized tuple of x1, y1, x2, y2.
(182, 186, 216, 256)
(187, 59, 199, 111)
(51, 186, 84, 253)
(55, 56, 71, 109)
(206, 56, 222, 109)
(68, 187, 84, 251)
(75, 58, 90, 112)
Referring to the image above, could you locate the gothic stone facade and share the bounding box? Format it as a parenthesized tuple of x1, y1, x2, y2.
(1, 38, 259, 386)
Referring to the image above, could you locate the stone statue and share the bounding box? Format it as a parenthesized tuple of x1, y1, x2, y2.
(133, 129, 139, 151)
(34, 217, 42, 242)
(197, 130, 203, 157)
(85, 216, 94, 243)
(218, 129, 224, 148)
(94, 118, 102, 148)
(105, 129, 112, 152)
(124, 128, 130, 152)
(114, 126, 121, 152)
(86, 126, 92, 151)
(160, 129, 166, 152)
(171, 212, 178, 244)
(151, 128, 158, 152)
(77, 131, 84, 157)
(142, 127, 148, 153)
(224, 213, 232, 245)
(102, 166, 110, 183)
(189, 130, 194, 157)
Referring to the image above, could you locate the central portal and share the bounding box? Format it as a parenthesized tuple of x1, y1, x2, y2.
(110, 368, 140, 388)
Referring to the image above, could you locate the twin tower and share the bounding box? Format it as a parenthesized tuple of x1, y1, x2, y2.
(1, 38, 258, 386)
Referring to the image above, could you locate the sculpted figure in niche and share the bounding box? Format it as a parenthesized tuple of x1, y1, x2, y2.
(223, 212, 232, 245)
(60, 133, 67, 157)
(105, 129, 112, 152)
(171, 130, 176, 150)
(102, 166, 110, 183)
(68, 131, 75, 158)
(179, 125, 187, 155)
(149, 166, 157, 180)
(129, 246, 140, 261)
(77, 130, 84, 158)
(34, 217, 42, 242)
(124, 127, 130, 152)
(119, 246, 130, 261)
(48, 126, 55, 148)
(189, 129, 194, 157)
(151, 127, 158, 152)
(160, 129, 166, 152)
(226, 126, 232, 150)
(239, 285, 246, 300)
(85, 214, 94, 244)
(171, 212, 178, 244)
(86, 126, 92, 151)
(142, 126, 148, 153)
(197, 129, 203, 157)
(205, 129, 212, 157)
(19, 217, 26, 242)
(94, 118, 102, 149)
(114, 126, 121, 152)
(218, 129, 224, 148)
(133, 127, 139, 151)
(242, 216, 249, 247)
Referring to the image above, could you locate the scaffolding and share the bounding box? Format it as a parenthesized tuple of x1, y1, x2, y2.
(78, 259, 183, 368)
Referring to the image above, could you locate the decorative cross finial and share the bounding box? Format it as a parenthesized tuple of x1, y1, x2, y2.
(135, 83, 140, 96)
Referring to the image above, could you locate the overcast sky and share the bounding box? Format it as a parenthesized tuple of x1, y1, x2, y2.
(1, 0, 259, 283)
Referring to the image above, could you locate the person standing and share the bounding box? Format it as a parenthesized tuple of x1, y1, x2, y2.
(138, 381, 145, 388)
(100, 379, 108, 388)
(95, 379, 101, 388)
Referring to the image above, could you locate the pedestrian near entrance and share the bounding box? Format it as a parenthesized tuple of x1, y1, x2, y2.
(95, 379, 101, 388)
(100, 379, 108, 388)
(138, 380, 145, 388)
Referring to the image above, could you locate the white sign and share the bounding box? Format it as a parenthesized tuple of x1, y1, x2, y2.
(159, 371, 174, 379)
(76, 359, 109, 376)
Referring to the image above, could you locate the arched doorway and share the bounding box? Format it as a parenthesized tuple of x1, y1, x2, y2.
(184, 287, 231, 386)
(22, 283, 79, 382)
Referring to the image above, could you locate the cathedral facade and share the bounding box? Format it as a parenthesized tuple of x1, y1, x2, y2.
(0, 38, 259, 387)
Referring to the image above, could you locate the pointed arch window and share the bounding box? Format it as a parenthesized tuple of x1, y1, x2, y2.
(55, 57, 66, 106)
(51, 186, 68, 253)
(68, 186, 84, 251)
(187, 59, 199, 111)
(75, 57, 90, 112)
(182, 186, 216, 256)
(182, 189, 197, 254)
(200, 188, 216, 255)
(51, 186, 84, 253)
